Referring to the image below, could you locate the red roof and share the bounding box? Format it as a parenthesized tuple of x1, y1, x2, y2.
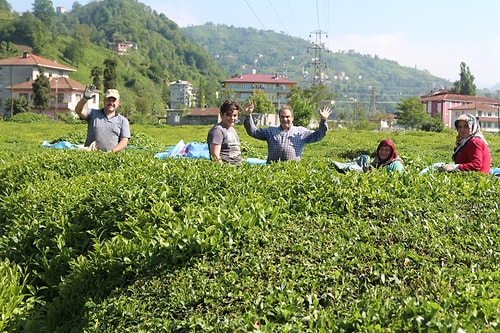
(449, 102, 499, 111)
(188, 107, 220, 116)
(224, 73, 296, 84)
(7, 77, 90, 91)
(0, 53, 75, 72)
(420, 93, 499, 104)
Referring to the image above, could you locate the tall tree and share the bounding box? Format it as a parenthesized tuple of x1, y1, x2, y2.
(197, 77, 206, 108)
(90, 66, 103, 91)
(302, 84, 335, 109)
(395, 96, 429, 129)
(246, 89, 275, 113)
(453, 62, 476, 96)
(32, 67, 51, 112)
(103, 58, 118, 91)
(14, 13, 51, 55)
(287, 87, 316, 127)
(0, 0, 12, 11)
(63, 37, 85, 66)
(3, 96, 31, 116)
(32, 0, 55, 28)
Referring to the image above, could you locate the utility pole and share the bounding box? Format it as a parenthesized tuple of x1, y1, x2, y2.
(307, 29, 328, 86)
(370, 87, 376, 115)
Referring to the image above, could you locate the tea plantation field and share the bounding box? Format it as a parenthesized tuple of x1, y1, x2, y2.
(1, 121, 499, 332)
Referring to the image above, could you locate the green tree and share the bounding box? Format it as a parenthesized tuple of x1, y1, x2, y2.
(286, 85, 336, 127)
(32, 0, 55, 28)
(395, 96, 429, 129)
(247, 90, 275, 113)
(90, 66, 103, 91)
(13, 14, 51, 55)
(219, 88, 234, 101)
(63, 38, 84, 66)
(103, 58, 118, 91)
(3, 96, 31, 116)
(197, 77, 206, 108)
(421, 116, 445, 132)
(302, 84, 335, 109)
(32, 67, 51, 112)
(0, 0, 12, 11)
(453, 62, 476, 96)
(287, 87, 315, 127)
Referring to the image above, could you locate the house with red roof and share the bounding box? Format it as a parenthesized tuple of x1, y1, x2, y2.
(221, 72, 297, 111)
(0, 52, 98, 118)
(420, 89, 500, 133)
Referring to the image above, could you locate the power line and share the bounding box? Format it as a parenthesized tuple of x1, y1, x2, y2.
(268, 0, 288, 34)
(287, 0, 304, 37)
(315, 0, 321, 31)
(244, 0, 267, 30)
(324, 0, 330, 35)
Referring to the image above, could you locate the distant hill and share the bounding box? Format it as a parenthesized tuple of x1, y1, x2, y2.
(181, 23, 453, 113)
(0, 0, 469, 117)
(0, 0, 229, 117)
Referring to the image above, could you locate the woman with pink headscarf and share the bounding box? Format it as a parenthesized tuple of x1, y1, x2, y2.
(333, 139, 404, 173)
(370, 139, 404, 172)
(438, 113, 491, 174)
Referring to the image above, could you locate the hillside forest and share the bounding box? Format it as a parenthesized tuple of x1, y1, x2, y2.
(0, 0, 495, 121)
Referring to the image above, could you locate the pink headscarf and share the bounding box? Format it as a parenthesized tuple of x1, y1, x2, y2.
(371, 139, 402, 168)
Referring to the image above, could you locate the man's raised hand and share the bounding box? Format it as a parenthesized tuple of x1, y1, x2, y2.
(319, 105, 332, 121)
(245, 101, 254, 115)
(83, 85, 96, 100)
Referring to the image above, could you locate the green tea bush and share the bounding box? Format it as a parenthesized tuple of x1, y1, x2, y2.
(0, 122, 499, 332)
(0, 258, 39, 332)
(9, 113, 53, 123)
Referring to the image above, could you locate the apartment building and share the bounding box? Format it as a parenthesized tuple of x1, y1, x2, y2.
(221, 73, 297, 111)
(420, 89, 500, 133)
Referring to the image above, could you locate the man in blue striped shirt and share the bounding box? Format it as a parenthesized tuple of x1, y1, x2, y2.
(244, 102, 331, 163)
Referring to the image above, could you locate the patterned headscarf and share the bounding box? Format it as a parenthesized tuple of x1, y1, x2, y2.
(371, 139, 403, 168)
(453, 113, 488, 161)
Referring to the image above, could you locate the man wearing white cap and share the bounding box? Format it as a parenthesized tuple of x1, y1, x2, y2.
(75, 85, 130, 153)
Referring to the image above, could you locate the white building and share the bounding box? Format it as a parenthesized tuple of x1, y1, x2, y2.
(0, 52, 98, 118)
(169, 80, 196, 109)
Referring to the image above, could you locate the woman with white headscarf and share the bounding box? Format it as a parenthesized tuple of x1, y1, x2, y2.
(438, 113, 491, 174)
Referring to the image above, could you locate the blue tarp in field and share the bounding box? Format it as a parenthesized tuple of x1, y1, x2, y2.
(42, 140, 83, 149)
(154, 140, 210, 160)
(154, 140, 267, 165)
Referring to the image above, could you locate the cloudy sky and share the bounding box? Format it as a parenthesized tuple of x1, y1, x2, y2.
(13, 0, 500, 89)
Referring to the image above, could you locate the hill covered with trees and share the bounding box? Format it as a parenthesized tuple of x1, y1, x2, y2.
(0, 0, 461, 119)
(0, 0, 229, 120)
(181, 23, 453, 114)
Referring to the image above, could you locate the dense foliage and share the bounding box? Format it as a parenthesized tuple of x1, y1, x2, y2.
(454, 62, 477, 96)
(0, 0, 229, 114)
(0, 122, 499, 332)
(1, 0, 456, 119)
(182, 24, 453, 114)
